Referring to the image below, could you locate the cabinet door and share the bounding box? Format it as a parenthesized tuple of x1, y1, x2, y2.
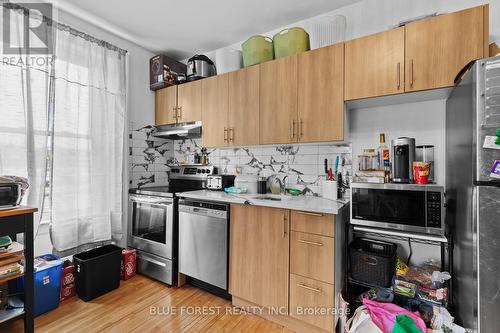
(155, 86, 177, 125)
(177, 80, 202, 123)
(260, 55, 298, 144)
(298, 43, 344, 142)
(228, 66, 260, 146)
(405, 5, 488, 92)
(201, 74, 229, 147)
(229, 205, 289, 311)
(345, 27, 405, 100)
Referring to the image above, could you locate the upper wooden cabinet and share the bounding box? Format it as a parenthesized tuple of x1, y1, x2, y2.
(201, 74, 229, 148)
(298, 43, 344, 142)
(260, 55, 298, 144)
(228, 65, 260, 146)
(405, 5, 488, 92)
(177, 79, 202, 123)
(155, 85, 177, 125)
(230, 204, 290, 311)
(345, 27, 405, 100)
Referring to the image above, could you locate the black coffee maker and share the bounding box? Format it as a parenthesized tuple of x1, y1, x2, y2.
(391, 137, 415, 183)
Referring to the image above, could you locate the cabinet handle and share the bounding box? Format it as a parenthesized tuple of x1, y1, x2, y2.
(298, 239, 323, 246)
(172, 107, 177, 120)
(178, 106, 182, 120)
(297, 283, 322, 294)
(299, 119, 303, 138)
(224, 127, 228, 143)
(397, 62, 401, 89)
(282, 214, 288, 238)
(410, 59, 414, 87)
(229, 127, 234, 142)
(290, 119, 295, 138)
(296, 211, 324, 217)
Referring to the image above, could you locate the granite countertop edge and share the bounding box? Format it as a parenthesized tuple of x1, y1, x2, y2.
(176, 190, 349, 215)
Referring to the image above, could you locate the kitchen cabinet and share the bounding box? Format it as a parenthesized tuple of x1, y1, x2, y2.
(228, 65, 260, 146)
(177, 79, 202, 123)
(345, 27, 405, 100)
(201, 74, 229, 147)
(298, 43, 344, 142)
(405, 5, 488, 92)
(229, 204, 289, 311)
(259, 55, 298, 144)
(154, 80, 202, 126)
(155, 85, 177, 125)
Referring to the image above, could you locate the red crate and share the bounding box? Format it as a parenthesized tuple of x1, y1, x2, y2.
(121, 249, 136, 281)
(60, 264, 76, 301)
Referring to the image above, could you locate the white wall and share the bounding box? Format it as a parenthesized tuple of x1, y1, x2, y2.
(349, 100, 447, 185)
(35, 9, 155, 255)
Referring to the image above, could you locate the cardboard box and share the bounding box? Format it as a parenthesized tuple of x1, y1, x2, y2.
(121, 248, 136, 281)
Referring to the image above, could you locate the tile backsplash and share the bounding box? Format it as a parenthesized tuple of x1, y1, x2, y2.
(129, 123, 352, 196)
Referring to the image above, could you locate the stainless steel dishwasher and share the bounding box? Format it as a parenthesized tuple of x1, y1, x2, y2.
(178, 199, 228, 292)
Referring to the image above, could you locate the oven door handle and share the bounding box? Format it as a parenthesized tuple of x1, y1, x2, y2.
(130, 195, 172, 205)
(137, 254, 167, 267)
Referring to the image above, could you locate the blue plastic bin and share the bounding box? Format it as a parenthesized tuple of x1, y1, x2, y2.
(20, 254, 64, 316)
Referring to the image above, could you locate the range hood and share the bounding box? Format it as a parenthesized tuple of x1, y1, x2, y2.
(151, 121, 202, 139)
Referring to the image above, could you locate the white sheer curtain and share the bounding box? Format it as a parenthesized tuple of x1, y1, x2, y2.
(0, 4, 126, 252)
(50, 26, 126, 252)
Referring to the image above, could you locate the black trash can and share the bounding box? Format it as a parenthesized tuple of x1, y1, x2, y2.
(74, 244, 122, 301)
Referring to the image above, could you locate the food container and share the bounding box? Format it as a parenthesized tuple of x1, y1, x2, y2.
(273, 27, 310, 59)
(416, 145, 435, 183)
(215, 48, 243, 74)
(121, 248, 137, 281)
(413, 162, 431, 184)
(241, 35, 274, 67)
(234, 174, 258, 194)
(257, 176, 267, 194)
(60, 261, 76, 301)
(358, 149, 379, 171)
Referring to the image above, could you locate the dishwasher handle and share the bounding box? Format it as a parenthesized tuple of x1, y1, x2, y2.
(179, 204, 228, 219)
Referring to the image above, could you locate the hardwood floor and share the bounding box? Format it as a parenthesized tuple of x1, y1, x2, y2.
(3, 275, 294, 333)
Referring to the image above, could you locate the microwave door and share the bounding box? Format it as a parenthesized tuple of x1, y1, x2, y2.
(351, 188, 426, 231)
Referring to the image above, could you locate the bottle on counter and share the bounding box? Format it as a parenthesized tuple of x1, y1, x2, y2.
(378, 133, 390, 171)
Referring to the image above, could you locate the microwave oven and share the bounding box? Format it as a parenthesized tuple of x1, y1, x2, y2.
(350, 183, 445, 235)
(0, 183, 22, 210)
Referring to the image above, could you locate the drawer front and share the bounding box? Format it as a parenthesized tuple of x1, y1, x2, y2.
(290, 274, 334, 331)
(291, 231, 334, 283)
(291, 210, 334, 237)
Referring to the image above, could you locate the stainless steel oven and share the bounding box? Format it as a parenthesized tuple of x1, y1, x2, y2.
(350, 183, 445, 235)
(128, 193, 174, 284)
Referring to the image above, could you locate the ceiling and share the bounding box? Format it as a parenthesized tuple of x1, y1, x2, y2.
(56, 0, 360, 59)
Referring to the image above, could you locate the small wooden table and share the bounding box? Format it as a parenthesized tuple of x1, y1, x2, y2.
(0, 207, 37, 333)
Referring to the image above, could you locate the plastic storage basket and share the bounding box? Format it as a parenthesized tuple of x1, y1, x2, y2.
(74, 244, 122, 301)
(349, 238, 397, 288)
(20, 254, 64, 316)
(241, 35, 274, 67)
(215, 48, 243, 74)
(273, 27, 310, 59)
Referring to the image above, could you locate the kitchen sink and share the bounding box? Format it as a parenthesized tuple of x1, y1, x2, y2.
(251, 196, 282, 201)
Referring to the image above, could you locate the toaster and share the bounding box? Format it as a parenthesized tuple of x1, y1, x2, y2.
(207, 175, 235, 191)
(0, 183, 22, 210)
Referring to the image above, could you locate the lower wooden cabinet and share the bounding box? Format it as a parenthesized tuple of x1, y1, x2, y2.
(290, 274, 335, 331)
(229, 204, 289, 311)
(230, 205, 337, 332)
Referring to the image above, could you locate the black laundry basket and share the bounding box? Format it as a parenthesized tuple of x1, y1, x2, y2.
(74, 244, 122, 301)
(349, 238, 397, 288)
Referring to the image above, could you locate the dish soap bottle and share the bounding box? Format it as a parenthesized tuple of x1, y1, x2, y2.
(378, 133, 390, 171)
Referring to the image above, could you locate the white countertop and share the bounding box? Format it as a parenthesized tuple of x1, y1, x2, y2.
(177, 190, 349, 215)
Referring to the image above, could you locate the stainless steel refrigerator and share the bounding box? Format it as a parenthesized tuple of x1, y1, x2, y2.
(446, 56, 500, 332)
